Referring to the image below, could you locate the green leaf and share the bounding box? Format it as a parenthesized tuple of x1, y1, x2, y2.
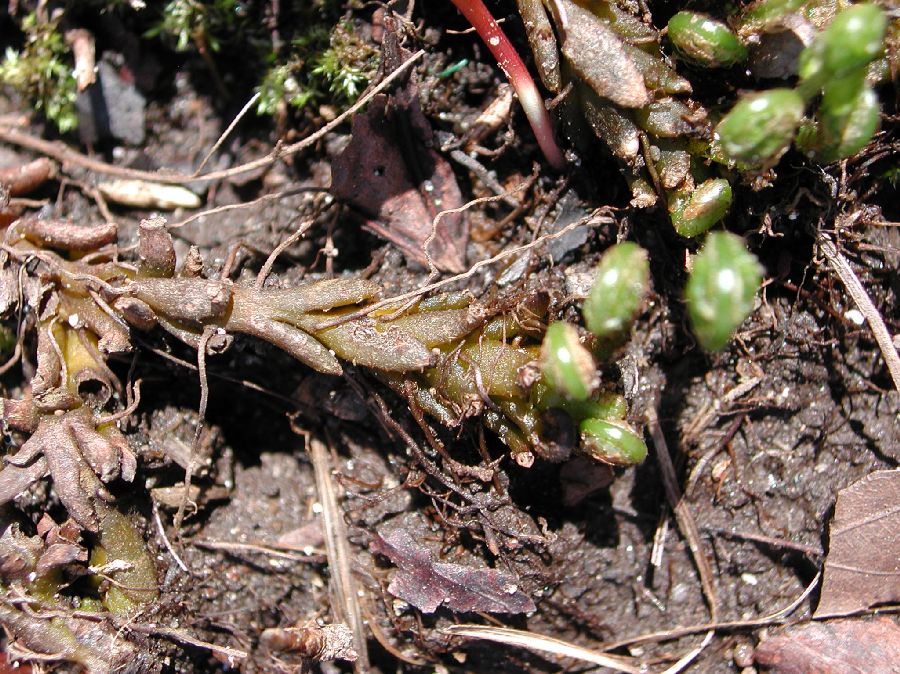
(540, 322, 597, 401)
(668, 11, 747, 68)
(686, 232, 763, 351)
(579, 418, 647, 465)
(583, 242, 650, 342)
(715, 89, 805, 166)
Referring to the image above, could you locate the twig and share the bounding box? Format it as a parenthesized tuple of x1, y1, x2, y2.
(601, 572, 821, 651)
(645, 402, 718, 673)
(132, 336, 296, 405)
(660, 631, 714, 674)
(0, 51, 425, 186)
(175, 326, 215, 533)
(704, 527, 824, 558)
(153, 504, 190, 573)
(255, 217, 317, 289)
(646, 404, 719, 622)
(122, 623, 247, 665)
(192, 539, 324, 563)
(817, 231, 900, 392)
(194, 92, 261, 175)
(448, 149, 521, 206)
(315, 209, 614, 329)
(168, 187, 327, 229)
(444, 625, 643, 673)
(95, 379, 142, 426)
(307, 436, 370, 673)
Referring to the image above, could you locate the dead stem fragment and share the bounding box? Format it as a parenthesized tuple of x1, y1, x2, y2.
(818, 230, 900, 393)
(306, 436, 370, 673)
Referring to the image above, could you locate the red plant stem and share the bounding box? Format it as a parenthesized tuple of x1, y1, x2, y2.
(448, 0, 566, 170)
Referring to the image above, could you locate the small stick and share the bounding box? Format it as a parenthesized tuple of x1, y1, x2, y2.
(95, 379, 142, 425)
(600, 571, 821, 651)
(444, 625, 642, 673)
(174, 326, 216, 533)
(314, 210, 613, 329)
(192, 539, 324, 562)
(153, 504, 190, 573)
(169, 187, 327, 229)
(704, 526, 823, 558)
(122, 623, 247, 665)
(0, 51, 426, 186)
(255, 217, 316, 289)
(646, 404, 719, 622)
(818, 231, 900, 392)
(0, 157, 57, 195)
(194, 92, 261, 175)
(646, 402, 717, 673)
(307, 436, 370, 673)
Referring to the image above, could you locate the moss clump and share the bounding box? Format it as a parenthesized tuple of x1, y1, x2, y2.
(257, 20, 377, 115)
(149, 0, 247, 53)
(0, 12, 79, 132)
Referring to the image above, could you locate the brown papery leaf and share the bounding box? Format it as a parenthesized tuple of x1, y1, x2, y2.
(553, 0, 648, 108)
(754, 617, 900, 673)
(815, 469, 900, 618)
(371, 528, 536, 614)
(330, 20, 469, 277)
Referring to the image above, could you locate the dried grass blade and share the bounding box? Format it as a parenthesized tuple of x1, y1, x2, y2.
(308, 436, 369, 672)
(443, 624, 643, 673)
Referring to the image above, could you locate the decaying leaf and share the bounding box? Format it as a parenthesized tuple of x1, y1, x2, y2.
(330, 70, 468, 272)
(815, 469, 900, 618)
(754, 617, 900, 673)
(371, 528, 536, 614)
(551, 0, 648, 108)
(0, 604, 139, 673)
(516, 0, 561, 92)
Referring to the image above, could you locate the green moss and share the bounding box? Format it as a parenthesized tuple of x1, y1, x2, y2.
(149, 0, 247, 52)
(256, 20, 377, 115)
(0, 12, 79, 132)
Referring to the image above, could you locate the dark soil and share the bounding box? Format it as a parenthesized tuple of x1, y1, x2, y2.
(0, 2, 897, 673)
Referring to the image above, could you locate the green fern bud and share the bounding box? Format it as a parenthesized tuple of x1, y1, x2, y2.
(540, 322, 597, 401)
(822, 4, 886, 78)
(583, 242, 650, 342)
(816, 75, 880, 162)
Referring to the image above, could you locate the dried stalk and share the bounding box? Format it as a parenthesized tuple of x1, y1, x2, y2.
(308, 436, 369, 673)
(818, 231, 900, 393)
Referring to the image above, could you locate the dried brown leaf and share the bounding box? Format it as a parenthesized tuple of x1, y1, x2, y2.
(552, 0, 648, 108)
(330, 91, 468, 273)
(0, 605, 138, 673)
(371, 528, 536, 614)
(35, 542, 87, 575)
(754, 617, 900, 673)
(815, 469, 900, 618)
